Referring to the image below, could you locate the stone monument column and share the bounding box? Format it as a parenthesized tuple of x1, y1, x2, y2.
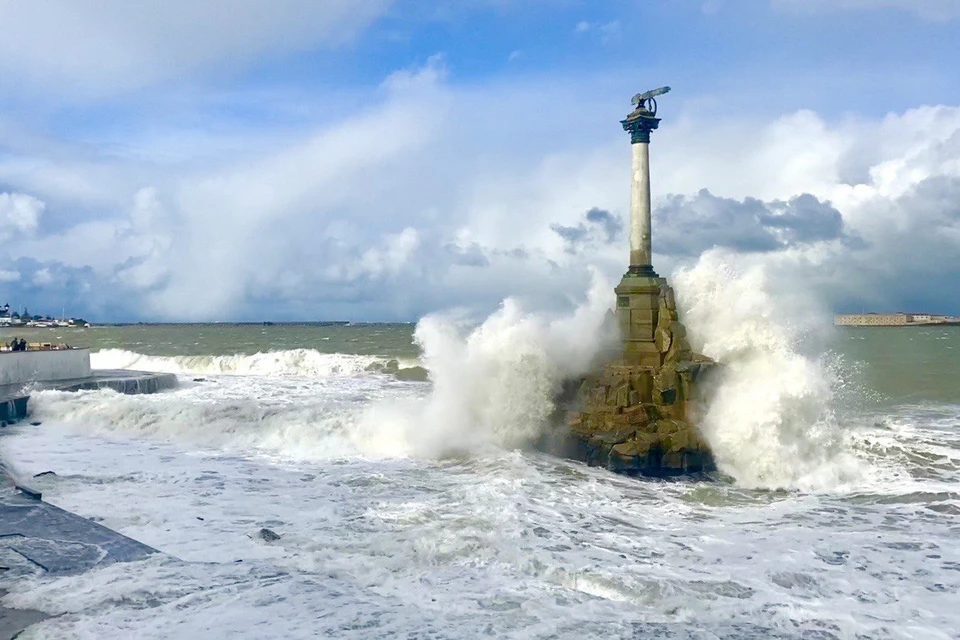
(624, 115, 659, 276)
(615, 89, 668, 367)
(553, 86, 714, 478)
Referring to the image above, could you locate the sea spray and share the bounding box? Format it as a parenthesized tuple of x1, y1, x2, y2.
(27, 382, 375, 459)
(31, 273, 616, 461)
(673, 251, 863, 490)
(373, 270, 618, 457)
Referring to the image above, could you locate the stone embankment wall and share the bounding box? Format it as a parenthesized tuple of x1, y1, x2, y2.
(547, 280, 716, 477)
(0, 348, 91, 386)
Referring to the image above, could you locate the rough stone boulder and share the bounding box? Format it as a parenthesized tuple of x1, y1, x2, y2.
(542, 280, 717, 477)
(557, 360, 715, 476)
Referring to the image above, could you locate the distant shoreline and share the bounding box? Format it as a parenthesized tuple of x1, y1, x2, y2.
(2, 321, 417, 328)
(835, 312, 960, 327)
(835, 322, 960, 327)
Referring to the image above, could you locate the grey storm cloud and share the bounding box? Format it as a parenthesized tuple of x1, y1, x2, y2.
(0, 257, 106, 319)
(445, 242, 490, 267)
(551, 207, 624, 254)
(818, 174, 960, 314)
(2, 48, 960, 323)
(654, 189, 851, 257)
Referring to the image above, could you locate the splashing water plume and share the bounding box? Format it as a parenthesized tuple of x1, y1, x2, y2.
(673, 251, 863, 491)
(383, 270, 617, 457)
(24, 276, 614, 464)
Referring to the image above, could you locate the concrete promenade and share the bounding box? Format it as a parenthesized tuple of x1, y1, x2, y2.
(0, 366, 176, 635)
(0, 481, 160, 637)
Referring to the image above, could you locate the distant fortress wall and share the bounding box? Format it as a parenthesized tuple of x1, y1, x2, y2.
(835, 313, 956, 327)
(0, 348, 91, 386)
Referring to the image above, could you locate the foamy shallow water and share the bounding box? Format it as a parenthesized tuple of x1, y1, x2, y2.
(2, 369, 959, 639)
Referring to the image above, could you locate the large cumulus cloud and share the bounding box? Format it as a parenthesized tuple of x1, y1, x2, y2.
(0, 0, 393, 97)
(0, 192, 44, 239)
(2, 52, 960, 321)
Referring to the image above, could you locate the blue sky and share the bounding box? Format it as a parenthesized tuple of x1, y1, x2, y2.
(1, 0, 959, 321)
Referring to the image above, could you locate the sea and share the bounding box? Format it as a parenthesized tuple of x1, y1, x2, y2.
(1, 273, 958, 639)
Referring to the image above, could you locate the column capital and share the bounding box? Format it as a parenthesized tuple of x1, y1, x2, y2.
(626, 264, 659, 277)
(620, 114, 660, 144)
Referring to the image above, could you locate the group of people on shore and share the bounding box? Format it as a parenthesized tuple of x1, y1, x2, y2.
(5, 338, 28, 352)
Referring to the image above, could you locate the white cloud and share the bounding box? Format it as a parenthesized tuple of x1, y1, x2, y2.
(0, 192, 45, 238)
(598, 21, 622, 42)
(2, 55, 960, 320)
(701, 0, 725, 15)
(356, 228, 421, 279)
(650, 106, 960, 314)
(0, 270, 20, 282)
(32, 268, 54, 286)
(572, 20, 621, 42)
(134, 58, 451, 319)
(774, 0, 960, 20)
(0, 0, 393, 96)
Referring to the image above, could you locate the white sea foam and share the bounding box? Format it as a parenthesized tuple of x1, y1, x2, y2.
(3, 417, 958, 639)
(91, 348, 393, 378)
(25, 349, 428, 462)
(5, 300, 960, 637)
(673, 251, 865, 491)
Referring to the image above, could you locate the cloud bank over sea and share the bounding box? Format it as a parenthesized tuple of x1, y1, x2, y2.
(1, 2, 958, 321)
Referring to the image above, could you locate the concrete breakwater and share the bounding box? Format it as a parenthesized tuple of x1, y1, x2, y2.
(0, 347, 91, 387)
(0, 346, 177, 424)
(0, 369, 178, 424)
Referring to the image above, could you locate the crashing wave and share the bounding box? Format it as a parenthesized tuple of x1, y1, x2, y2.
(674, 251, 864, 491)
(91, 348, 424, 379)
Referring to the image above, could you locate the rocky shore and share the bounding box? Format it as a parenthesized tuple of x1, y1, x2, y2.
(546, 279, 717, 477)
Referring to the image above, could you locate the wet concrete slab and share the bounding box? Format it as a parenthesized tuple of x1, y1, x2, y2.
(0, 369, 177, 402)
(0, 486, 158, 576)
(0, 588, 49, 640)
(0, 484, 161, 636)
(0, 369, 175, 635)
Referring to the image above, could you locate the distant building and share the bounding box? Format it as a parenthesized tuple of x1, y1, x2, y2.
(835, 313, 959, 326)
(0, 301, 89, 328)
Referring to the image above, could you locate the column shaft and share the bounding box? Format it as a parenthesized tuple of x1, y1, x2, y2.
(629, 142, 652, 268)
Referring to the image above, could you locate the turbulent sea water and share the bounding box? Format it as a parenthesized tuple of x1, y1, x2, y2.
(1, 290, 959, 637)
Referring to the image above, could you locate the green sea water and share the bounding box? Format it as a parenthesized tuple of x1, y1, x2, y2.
(3, 323, 420, 359)
(3, 323, 959, 406)
(833, 326, 960, 405)
(3, 323, 958, 637)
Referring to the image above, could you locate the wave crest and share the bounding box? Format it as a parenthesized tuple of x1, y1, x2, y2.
(91, 348, 416, 379)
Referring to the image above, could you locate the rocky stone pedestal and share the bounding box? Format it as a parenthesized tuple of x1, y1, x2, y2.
(550, 276, 716, 477)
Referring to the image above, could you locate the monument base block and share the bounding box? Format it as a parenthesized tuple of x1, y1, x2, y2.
(545, 277, 717, 478)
